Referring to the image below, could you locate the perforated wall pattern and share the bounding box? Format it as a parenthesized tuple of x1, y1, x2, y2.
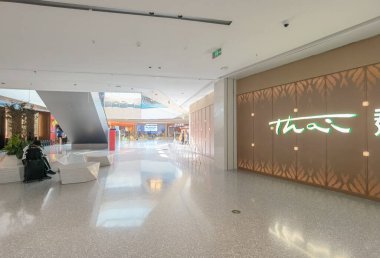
(237, 62, 380, 200)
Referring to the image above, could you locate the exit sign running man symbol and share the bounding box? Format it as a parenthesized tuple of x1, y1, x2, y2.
(212, 48, 222, 59)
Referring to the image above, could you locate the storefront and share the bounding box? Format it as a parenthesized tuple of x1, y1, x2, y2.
(168, 123, 189, 143)
(136, 123, 167, 139)
(108, 121, 137, 141)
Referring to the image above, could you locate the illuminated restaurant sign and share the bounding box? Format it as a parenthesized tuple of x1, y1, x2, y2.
(375, 109, 380, 136)
(269, 109, 380, 135)
(268, 114, 357, 135)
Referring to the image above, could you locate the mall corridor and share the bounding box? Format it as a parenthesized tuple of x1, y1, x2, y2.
(1, 1, 380, 257)
(0, 141, 379, 258)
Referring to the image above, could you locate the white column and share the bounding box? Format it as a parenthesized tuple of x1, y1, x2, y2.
(213, 78, 237, 170)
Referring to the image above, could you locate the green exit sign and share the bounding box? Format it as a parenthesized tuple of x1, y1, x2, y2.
(212, 48, 222, 59)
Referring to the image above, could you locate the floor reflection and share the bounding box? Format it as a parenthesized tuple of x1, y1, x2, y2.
(96, 199, 156, 228)
(96, 159, 183, 228)
(0, 208, 35, 237)
(269, 222, 350, 258)
(0, 185, 53, 238)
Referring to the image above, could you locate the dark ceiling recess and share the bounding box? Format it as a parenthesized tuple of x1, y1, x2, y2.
(1, 0, 232, 26)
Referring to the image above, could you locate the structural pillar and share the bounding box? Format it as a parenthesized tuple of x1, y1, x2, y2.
(214, 78, 237, 170)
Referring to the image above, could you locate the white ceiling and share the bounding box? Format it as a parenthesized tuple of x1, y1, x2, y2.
(0, 0, 379, 109)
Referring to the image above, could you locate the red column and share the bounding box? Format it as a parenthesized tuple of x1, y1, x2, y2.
(109, 129, 116, 151)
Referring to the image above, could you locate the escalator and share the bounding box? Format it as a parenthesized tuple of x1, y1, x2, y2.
(37, 91, 108, 148)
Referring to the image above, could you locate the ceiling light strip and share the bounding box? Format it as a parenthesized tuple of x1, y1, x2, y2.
(1, 0, 232, 25)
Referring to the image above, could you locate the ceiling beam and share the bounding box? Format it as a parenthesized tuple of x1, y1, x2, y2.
(1, 0, 232, 26)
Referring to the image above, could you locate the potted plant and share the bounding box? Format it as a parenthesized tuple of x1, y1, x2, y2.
(4, 134, 28, 159)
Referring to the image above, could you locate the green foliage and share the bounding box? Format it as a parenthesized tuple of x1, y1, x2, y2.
(5, 103, 26, 137)
(3, 134, 29, 159)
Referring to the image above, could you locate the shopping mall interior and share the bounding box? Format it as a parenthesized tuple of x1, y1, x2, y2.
(0, 1, 380, 257)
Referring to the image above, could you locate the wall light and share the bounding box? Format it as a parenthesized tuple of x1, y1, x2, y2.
(362, 101, 369, 107)
(251, 113, 255, 117)
(363, 151, 370, 157)
(294, 108, 298, 113)
(294, 146, 299, 151)
(251, 143, 255, 147)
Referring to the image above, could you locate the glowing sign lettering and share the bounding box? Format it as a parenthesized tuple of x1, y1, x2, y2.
(374, 109, 380, 136)
(268, 114, 357, 135)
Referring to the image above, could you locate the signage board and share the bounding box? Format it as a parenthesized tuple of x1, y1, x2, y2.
(144, 124, 158, 132)
(268, 110, 380, 136)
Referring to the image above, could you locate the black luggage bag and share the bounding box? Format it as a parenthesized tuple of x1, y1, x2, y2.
(24, 159, 46, 182)
(23, 146, 46, 182)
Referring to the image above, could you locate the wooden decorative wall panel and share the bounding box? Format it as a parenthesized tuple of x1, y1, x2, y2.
(237, 62, 380, 201)
(210, 105, 215, 157)
(253, 89, 272, 175)
(0, 107, 5, 149)
(189, 104, 214, 158)
(38, 112, 51, 140)
(273, 83, 297, 179)
(237, 92, 254, 170)
(201, 108, 206, 155)
(326, 68, 367, 195)
(205, 106, 211, 156)
(296, 77, 327, 186)
(191, 112, 195, 145)
(196, 110, 201, 148)
(367, 63, 380, 199)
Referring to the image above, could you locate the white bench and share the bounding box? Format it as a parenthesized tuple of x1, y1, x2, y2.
(0, 155, 24, 184)
(58, 162, 100, 184)
(85, 153, 113, 167)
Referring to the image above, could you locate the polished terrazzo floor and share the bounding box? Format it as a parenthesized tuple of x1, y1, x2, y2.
(1, 140, 380, 258)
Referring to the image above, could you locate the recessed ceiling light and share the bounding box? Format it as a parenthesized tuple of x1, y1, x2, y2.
(1, 82, 5, 85)
(158, 67, 162, 69)
(149, 66, 152, 69)
(115, 85, 121, 88)
(73, 83, 77, 86)
(136, 41, 141, 47)
(131, 87, 134, 90)
(149, 12, 154, 15)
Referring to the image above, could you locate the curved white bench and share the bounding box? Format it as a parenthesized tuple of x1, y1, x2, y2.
(85, 153, 113, 167)
(0, 155, 24, 184)
(58, 162, 100, 184)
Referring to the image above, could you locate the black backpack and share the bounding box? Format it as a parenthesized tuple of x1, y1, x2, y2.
(25, 145, 43, 160)
(24, 146, 46, 182)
